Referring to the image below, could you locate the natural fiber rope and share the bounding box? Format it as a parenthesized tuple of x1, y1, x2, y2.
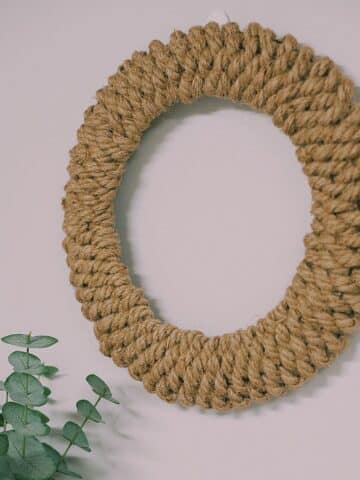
(62, 22, 360, 411)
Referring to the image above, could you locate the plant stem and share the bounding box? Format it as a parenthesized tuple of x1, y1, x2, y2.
(61, 395, 102, 460)
(22, 345, 30, 457)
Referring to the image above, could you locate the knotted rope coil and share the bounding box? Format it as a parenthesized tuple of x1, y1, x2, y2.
(63, 21, 360, 411)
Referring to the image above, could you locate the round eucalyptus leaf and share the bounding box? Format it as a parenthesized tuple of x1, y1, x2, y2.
(4, 373, 48, 407)
(86, 374, 119, 403)
(62, 422, 91, 452)
(0, 456, 15, 479)
(43, 387, 51, 398)
(3, 402, 50, 436)
(76, 400, 103, 423)
(26, 336, 58, 349)
(8, 352, 43, 375)
(0, 433, 9, 455)
(1, 334, 58, 349)
(38, 365, 59, 379)
(7, 431, 56, 480)
(42, 443, 82, 478)
(86, 374, 110, 396)
(1, 334, 32, 348)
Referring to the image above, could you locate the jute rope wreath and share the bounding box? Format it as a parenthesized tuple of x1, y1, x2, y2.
(63, 22, 360, 411)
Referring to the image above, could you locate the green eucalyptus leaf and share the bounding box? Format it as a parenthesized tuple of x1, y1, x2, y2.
(76, 400, 103, 423)
(1, 334, 58, 349)
(2, 334, 33, 348)
(0, 456, 15, 479)
(3, 402, 50, 436)
(104, 395, 119, 404)
(86, 374, 119, 404)
(62, 422, 91, 452)
(27, 336, 58, 349)
(7, 431, 56, 480)
(38, 365, 59, 378)
(42, 443, 82, 478)
(0, 414, 4, 427)
(4, 373, 48, 407)
(0, 380, 4, 391)
(43, 387, 51, 398)
(0, 433, 9, 455)
(85, 374, 110, 396)
(8, 352, 43, 375)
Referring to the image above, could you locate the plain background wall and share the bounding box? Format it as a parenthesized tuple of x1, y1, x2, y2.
(1, 1, 360, 479)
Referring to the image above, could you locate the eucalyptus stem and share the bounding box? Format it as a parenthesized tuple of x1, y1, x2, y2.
(21, 342, 31, 457)
(61, 395, 102, 461)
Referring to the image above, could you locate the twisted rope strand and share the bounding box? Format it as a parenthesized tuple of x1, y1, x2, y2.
(62, 22, 360, 411)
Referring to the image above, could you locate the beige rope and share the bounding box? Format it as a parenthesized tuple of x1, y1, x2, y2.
(62, 22, 360, 411)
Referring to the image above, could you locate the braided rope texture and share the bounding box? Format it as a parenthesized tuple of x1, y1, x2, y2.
(62, 22, 360, 411)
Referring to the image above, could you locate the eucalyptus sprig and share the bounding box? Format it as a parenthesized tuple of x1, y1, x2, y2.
(0, 333, 119, 479)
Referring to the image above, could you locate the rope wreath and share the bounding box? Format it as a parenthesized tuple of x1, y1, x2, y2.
(62, 21, 360, 411)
